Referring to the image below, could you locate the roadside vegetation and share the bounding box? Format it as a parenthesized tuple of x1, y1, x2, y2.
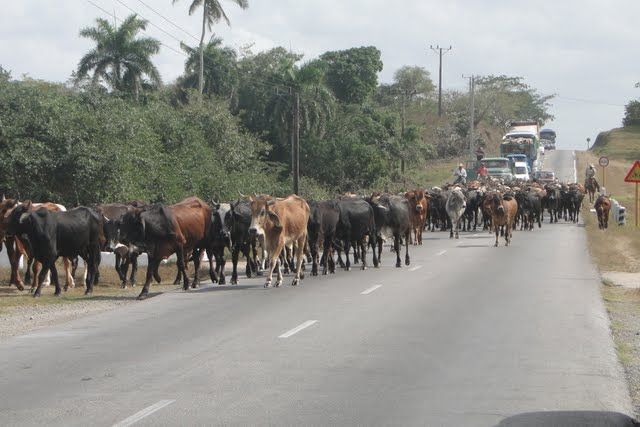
(579, 109, 640, 414)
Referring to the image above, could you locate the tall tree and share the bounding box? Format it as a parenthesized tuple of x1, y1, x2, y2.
(179, 37, 238, 99)
(76, 15, 161, 99)
(172, 0, 248, 97)
(320, 46, 383, 104)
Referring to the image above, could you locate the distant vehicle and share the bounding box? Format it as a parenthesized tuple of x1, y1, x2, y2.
(480, 157, 513, 180)
(506, 153, 528, 166)
(500, 120, 541, 169)
(513, 161, 530, 181)
(534, 170, 556, 184)
(540, 128, 556, 150)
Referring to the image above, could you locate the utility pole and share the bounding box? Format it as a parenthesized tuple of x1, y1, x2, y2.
(429, 45, 452, 117)
(463, 74, 476, 158)
(292, 90, 300, 195)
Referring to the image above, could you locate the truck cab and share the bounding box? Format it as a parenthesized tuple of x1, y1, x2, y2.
(479, 157, 513, 180)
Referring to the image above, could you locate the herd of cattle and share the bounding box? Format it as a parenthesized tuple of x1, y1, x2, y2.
(0, 177, 592, 300)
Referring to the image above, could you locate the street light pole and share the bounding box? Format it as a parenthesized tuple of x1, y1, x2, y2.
(587, 137, 591, 151)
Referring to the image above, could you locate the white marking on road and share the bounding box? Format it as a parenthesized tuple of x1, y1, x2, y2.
(112, 400, 175, 427)
(278, 320, 318, 338)
(409, 265, 423, 272)
(361, 284, 382, 295)
(436, 250, 447, 256)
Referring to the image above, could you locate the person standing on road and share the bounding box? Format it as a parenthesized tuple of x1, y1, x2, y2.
(477, 163, 488, 178)
(454, 163, 467, 184)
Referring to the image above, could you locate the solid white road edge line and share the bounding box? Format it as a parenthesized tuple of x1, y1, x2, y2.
(409, 265, 423, 272)
(278, 320, 318, 338)
(361, 284, 382, 295)
(112, 400, 175, 427)
(436, 250, 447, 256)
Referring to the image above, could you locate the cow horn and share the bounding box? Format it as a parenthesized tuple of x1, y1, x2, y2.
(19, 212, 30, 224)
(1, 194, 5, 202)
(102, 215, 110, 223)
(238, 191, 246, 198)
(140, 217, 146, 238)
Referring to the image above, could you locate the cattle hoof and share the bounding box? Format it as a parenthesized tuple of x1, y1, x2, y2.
(191, 283, 198, 289)
(137, 293, 148, 301)
(396, 262, 401, 268)
(345, 266, 351, 272)
(16, 284, 25, 291)
(361, 265, 367, 271)
(219, 277, 226, 285)
(84, 290, 92, 296)
(264, 282, 271, 288)
(33, 293, 41, 298)
(405, 258, 410, 266)
(291, 279, 299, 286)
(275, 281, 282, 288)
(494, 242, 499, 247)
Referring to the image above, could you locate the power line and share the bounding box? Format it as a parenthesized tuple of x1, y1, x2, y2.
(85, 0, 186, 57)
(112, 0, 184, 45)
(136, 0, 200, 43)
(555, 95, 625, 108)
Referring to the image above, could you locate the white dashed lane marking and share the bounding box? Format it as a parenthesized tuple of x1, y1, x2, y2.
(278, 320, 318, 338)
(112, 400, 175, 427)
(361, 285, 382, 295)
(409, 265, 423, 272)
(436, 250, 447, 256)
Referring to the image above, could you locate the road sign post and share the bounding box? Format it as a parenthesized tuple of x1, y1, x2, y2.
(599, 156, 609, 188)
(623, 160, 640, 227)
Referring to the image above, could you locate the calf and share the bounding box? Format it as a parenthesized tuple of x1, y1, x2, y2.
(446, 187, 467, 239)
(6, 205, 103, 297)
(96, 203, 142, 288)
(405, 189, 428, 244)
(249, 195, 310, 288)
(490, 193, 518, 247)
(595, 195, 611, 230)
(307, 200, 340, 275)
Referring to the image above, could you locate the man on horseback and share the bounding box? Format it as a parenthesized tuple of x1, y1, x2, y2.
(584, 163, 600, 202)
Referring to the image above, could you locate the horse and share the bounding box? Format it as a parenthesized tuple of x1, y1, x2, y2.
(585, 176, 600, 203)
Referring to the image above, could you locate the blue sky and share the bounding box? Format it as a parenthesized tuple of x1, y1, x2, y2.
(2, 0, 638, 150)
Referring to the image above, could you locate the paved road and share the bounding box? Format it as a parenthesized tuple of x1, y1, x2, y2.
(0, 150, 632, 426)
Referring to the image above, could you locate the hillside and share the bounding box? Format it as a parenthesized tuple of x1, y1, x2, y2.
(591, 125, 640, 161)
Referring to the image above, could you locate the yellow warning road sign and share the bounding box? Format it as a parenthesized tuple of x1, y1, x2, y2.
(624, 160, 640, 183)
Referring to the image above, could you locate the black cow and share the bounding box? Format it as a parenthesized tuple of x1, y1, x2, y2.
(367, 194, 411, 268)
(229, 200, 259, 284)
(6, 206, 104, 297)
(208, 202, 233, 284)
(462, 189, 482, 231)
(307, 200, 340, 275)
(96, 203, 142, 288)
(543, 185, 560, 223)
(335, 198, 378, 271)
(515, 191, 542, 230)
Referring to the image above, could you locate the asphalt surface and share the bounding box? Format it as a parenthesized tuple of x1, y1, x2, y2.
(0, 150, 632, 426)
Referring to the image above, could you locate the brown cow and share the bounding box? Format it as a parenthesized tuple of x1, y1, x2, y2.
(119, 196, 212, 300)
(405, 189, 429, 245)
(248, 194, 310, 288)
(595, 195, 611, 230)
(1, 198, 75, 291)
(490, 193, 518, 247)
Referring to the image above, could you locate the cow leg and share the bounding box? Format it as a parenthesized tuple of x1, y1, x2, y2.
(191, 248, 202, 288)
(404, 230, 411, 265)
(494, 223, 499, 247)
(63, 257, 75, 290)
(175, 247, 190, 291)
(129, 254, 139, 286)
(31, 260, 43, 293)
(292, 236, 306, 286)
(49, 262, 62, 296)
(114, 252, 127, 288)
(394, 235, 402, 268)
(344, 238, 352, 271)
(231, 245, 240, 285)
(359, 238, 368, 271)
(6, 240, 24, 290)
(138, 257, 159, 300)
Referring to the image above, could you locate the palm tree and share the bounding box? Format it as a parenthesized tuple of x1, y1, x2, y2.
(172, 0, 248, 97)
(179, 37, 237, 98)
(76, 14, 161, 100)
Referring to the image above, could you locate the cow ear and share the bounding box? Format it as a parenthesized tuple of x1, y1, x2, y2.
(267, 211, 282, 229)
